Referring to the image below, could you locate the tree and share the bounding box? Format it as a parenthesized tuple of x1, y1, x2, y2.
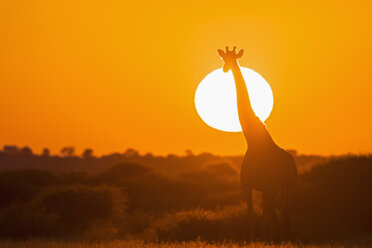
(60, 147, 75, 157)
(185, 149, 194, 157)
(20, 147, 33, 155)
(82, 148, 94, 159)
(144, 152, 154, 158)
(123, 148, 139, 157)
(41, 148, 50, 156)
(3, 145, 19, 154)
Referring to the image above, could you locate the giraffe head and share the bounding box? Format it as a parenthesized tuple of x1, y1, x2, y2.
(217, 46, 244, 73)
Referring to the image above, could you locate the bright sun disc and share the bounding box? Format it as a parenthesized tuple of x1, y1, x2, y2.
(195, 67, 273, 132)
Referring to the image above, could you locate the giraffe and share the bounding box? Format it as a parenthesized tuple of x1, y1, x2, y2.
(217, 46, 298, 241)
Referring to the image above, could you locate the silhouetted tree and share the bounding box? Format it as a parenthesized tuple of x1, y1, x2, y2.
(185, 149, 194, 157)
(3, 145, 19, 154)
(144, 152, 154, 158)
(82, 148, 94, 159)
(20, 146, 33, 155)
(42, 148, 50, 156)
(60, 147, 75, 157)
(124, 148, 139, 157)
(167, 154, 177, 159)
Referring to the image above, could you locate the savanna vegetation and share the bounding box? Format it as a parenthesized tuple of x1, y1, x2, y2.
(0, 146, 371, 246)
(0, 240, 366, 248)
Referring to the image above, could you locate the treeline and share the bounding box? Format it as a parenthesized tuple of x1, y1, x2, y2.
(0, 151, 371, 243)
(0, 145, 326, 174)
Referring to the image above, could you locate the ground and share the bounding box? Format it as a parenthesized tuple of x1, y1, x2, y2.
(0, 240, 367, 248)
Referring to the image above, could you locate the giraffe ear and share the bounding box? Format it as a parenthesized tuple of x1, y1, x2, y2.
(217, 49, 225, 58)
(237, 49, 244, 58)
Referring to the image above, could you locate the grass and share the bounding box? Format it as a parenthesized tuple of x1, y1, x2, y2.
(0, 240, 368, 248)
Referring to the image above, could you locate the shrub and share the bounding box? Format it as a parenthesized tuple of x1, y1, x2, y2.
(292, 155, 372, 241)
(0, 170, 55, 208)
(35, 184, 127, 237)
(0, 184, 127, 239)
(143, 203, 251, 242)
(0, 202, 58, 238)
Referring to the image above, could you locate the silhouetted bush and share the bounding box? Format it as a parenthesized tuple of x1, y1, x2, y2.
(36, 184, 127, 236)
(91, 163, 201, 213)
(143, 204, 250, 242)
(291, 155, 372, 241)
(91, 163, 241, 213)
(0, 170, 55, 208)
(0, 202, 58, 238)
(0, 184, 127, 239)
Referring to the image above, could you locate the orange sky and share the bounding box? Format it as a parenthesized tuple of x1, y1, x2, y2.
(0, 0, 371, 156)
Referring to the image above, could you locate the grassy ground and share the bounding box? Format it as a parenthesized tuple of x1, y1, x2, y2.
(0, 240, 368, 248)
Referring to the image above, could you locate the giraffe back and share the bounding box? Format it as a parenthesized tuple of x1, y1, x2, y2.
(240, 145, 298, 193)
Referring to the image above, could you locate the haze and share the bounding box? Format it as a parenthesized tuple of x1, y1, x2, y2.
(0, 1, 371, 156)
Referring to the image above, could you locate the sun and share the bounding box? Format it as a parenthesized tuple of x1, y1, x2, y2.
(195, 67, 273, 132)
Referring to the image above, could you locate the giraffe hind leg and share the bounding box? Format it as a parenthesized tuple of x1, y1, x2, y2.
(262, 191, 279, 242)
(244, 187, 256, 242)
(279, 188, 292, 241)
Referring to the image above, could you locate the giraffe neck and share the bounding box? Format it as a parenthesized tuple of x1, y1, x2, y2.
(230, 61, 275, 148)
(230, 61, 257, 125)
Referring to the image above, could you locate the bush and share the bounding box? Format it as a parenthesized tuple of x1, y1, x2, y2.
(292, 155, 372, 241)
(0, 184, 127, 239)
(143, 204, 251, 242)
(36, 184, 127, 237)
(0, 170, 55, 208)
(0, 202, 58, 238)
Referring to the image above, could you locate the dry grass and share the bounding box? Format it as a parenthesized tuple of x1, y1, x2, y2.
(0, 240, 367, 248)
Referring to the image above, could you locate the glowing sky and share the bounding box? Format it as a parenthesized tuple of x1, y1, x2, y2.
(0, 1, 371, 156)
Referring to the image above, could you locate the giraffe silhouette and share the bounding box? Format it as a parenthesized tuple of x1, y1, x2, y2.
(217, 46, 298, 241)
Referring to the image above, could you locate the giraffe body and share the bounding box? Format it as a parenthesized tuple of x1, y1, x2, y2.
(217, 46, 298, 241)
(241, 144, 297, 193)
